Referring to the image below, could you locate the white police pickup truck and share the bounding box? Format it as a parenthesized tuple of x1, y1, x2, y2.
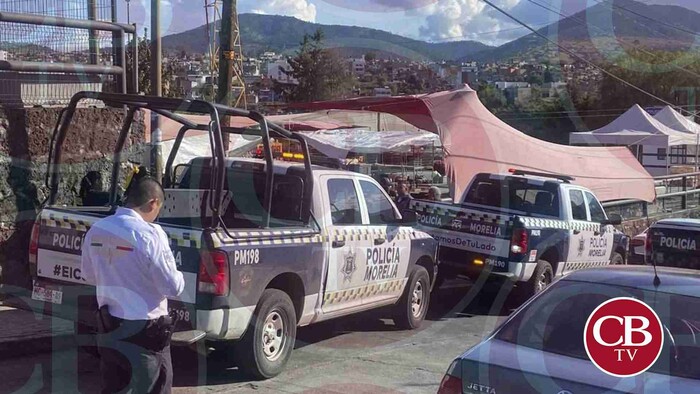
(411, 170, 629, 297)
(11, 92, 438, 379)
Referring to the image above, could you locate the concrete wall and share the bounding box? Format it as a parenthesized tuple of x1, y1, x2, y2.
(0, 107, 146, 289)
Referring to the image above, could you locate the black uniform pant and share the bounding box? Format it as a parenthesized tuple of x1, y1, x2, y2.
(97, 318, 173, 394)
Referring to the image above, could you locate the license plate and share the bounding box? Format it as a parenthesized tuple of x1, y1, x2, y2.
(31, 285, 63, 305)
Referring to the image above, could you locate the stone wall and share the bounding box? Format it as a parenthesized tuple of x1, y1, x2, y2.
(620, 208, 700, 237)
(0, 107, 146, 288)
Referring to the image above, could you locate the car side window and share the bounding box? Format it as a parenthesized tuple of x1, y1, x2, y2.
(585, 192, 607, 223)
(569, 190, 588, 221)
(360, 180, 398, 224)
(495, 282, 631, 360)
(327, 179, 361, 225)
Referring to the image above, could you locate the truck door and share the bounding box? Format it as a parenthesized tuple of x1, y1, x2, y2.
(564, 188, 593, 274)
(356, 179, 410, 306)
(320, 176, 371, 314)
(584, 191, 614, 265)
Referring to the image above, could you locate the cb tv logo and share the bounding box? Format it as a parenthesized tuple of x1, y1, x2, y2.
(584, 297, 664, 377)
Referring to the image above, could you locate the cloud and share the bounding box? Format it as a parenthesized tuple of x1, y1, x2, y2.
(414, 0, 525, 45)
(251, 0, 317, 22)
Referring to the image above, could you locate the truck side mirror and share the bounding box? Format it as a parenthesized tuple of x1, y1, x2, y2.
(401, 210, 417, 226)
(602, 213, 622, 226)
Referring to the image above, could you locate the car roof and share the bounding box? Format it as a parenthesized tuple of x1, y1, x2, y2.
(654, 218, 700, 228)
(562, 266, 700, 297)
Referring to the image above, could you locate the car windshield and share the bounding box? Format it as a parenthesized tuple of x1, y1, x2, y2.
(495, 280, 700, 380)
(463, 175, 560, 217)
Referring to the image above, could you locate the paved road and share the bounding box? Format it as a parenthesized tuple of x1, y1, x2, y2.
(0, 280, 521, 394)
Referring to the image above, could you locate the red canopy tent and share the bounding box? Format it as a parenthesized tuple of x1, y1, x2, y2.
(290, 86, 655, 202)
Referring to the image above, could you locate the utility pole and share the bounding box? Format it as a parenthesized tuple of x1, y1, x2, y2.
(126, 0, 131, 24)
(87, 0, 98, 65)
(150, 0, 163, 181)
(217, 0, 246, 151)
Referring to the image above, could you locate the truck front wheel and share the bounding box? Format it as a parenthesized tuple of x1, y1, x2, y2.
(234, 289, 297, 379)
(610, 252, 626, 265)
(393, 265, 431, 329)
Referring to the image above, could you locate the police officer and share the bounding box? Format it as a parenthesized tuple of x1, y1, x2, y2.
(81, 177, 184, 394)
(395, 179, 413, 212)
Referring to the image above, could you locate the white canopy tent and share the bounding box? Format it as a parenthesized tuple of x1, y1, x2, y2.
(570, 105, 698, 175)
(654, 106, 700, 134)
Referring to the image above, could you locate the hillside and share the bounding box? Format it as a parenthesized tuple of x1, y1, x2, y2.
(163, 13, 492, 61)
(474, 0, 700, 62)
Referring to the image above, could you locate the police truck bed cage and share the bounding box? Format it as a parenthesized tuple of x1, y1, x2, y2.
(508, 168, 575, 183)
(46, 91, 313, 229)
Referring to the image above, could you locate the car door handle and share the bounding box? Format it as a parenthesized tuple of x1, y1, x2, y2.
(374, 237, 386, 245)
(332, 240, 345, 248)
(573, 230, 581, 235)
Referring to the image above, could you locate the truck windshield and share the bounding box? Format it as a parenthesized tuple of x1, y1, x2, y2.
(463, 176, 560, 217)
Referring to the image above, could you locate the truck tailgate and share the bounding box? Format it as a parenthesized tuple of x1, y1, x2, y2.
(32, 209, 201, 331)
(412, 200, 514, 264)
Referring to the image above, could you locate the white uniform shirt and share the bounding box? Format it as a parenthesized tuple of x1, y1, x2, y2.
(81, 207, 185, 320)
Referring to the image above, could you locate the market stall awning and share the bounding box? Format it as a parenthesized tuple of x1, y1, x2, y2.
(290, 86, 655, 202)
(299, 129, 440, 159)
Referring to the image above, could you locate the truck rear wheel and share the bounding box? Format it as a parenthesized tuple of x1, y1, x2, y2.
(518, 260, 553, 300)
(234, 289, 297, 379)
(393, 265, 430, 329)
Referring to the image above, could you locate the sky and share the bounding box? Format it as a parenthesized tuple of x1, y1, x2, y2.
(117, 0, 700, 46)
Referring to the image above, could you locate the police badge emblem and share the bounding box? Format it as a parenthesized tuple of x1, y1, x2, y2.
(341, 250, 356, 283)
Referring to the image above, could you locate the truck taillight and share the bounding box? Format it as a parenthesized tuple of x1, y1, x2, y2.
(437, 360, 462, 394)
(198, 250, 229, 296)
(28, 220, 40, 274)
(511, 228, 528, 254)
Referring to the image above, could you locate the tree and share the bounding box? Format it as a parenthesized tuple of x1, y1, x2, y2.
(597, 50, 700, 112)
(126, 34, 181, 97)
(364, 52, 377, 63)
(478, 85, 507, 113)
(526, 74, 544, 86)
(284, 30, 353, 102)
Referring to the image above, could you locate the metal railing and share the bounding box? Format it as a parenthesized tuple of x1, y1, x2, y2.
(603, 172, 700, 221)
(0, 1, 138, 106)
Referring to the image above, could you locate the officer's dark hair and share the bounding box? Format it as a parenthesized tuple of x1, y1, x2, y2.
(125, 176, 164, 208)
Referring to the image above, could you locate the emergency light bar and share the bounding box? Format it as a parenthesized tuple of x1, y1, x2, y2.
(508, 168, 575, 183)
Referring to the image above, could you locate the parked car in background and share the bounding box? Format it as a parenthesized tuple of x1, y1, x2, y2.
(438, 266, 700, 393)
(646, 219, 700, 270)
(629, 228, 648, 263)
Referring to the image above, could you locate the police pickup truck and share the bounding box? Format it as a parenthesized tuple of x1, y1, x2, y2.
(17, 93, 438, 379)
(411, 170, 628, 297)
(646, 218, 700, 270)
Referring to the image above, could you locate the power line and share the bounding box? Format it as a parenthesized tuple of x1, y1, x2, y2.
(594, 0, 700, 38)
(478, 0, 692, 116)
(524, 0, 700, 81)
(421, 22, 553, 45)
